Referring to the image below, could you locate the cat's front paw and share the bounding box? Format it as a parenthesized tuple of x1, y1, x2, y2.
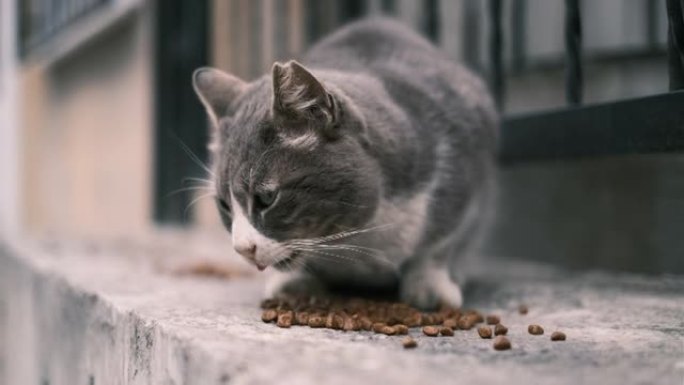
(399, 267, 463, 310)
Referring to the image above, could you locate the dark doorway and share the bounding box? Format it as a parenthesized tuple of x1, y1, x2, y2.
(153, 0, 209, 224)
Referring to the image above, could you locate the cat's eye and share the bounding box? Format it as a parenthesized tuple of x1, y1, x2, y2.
(255, 190, 278, 209)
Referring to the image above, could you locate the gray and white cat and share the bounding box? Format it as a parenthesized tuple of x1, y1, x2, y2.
(192, 18, 498, 309)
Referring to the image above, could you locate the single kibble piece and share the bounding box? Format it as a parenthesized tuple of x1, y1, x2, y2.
(486, 315, 500, 325)
(421, 314, 436, 326)
(440, 327, 454, 336)
(394, 324, 409, 335)
(294, 312, 309, 325)
(342, 317, 355, 331)
(422, 326, 440, 337)
(381, 325, 397, 336)
(404, 312, 423, 327)
(494, 323, 508, 336)
(308, 315, 326, 328)
(466, 311, 484, 324)
(325, 313, 335, 328)
(402, 337, 418, 349)
(276, 311, 293, 328)
(550, 331, 566, 341)
(528, 324, 544, 335)
(478, 326, 492, 339)
(372, 322, 386, 333)
(443, 318, 458, 330)
(261, 309, 278, 323)
(493, 336, 512, 350)
(518, 305, 529, 315)
(326, 313, 344, 330)
(457, 318, 474, 330)
(359, 316, 373, 331)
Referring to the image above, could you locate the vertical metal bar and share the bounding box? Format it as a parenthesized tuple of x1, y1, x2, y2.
(564, 0, 583, 106)
(250, 0, 263, 78)
(305, 0, 336, 45)
(489, 0, 504, 109)
(511, 0, 526, 73)
(462, 0, 481, 71)
(274, 0, 289, 60)
(667, 0, 684, 90)
(338, 0, 365, 23)
(423, 0, 439, 42)
(381, 0, 396, 14)
(646, 0, 659, 50)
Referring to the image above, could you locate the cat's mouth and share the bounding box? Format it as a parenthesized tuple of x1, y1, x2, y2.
(272, 251, 303, 271)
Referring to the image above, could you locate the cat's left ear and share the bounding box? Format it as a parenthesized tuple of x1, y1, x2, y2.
(271, 61, 336, 127)
(193, 67, 246, 126)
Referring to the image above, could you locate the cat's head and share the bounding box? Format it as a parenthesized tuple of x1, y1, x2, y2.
(193, 61, 380, 271)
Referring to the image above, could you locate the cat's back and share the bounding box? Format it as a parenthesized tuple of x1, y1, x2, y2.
(305, 18, 495, 124)
(304, 17, 441, 71)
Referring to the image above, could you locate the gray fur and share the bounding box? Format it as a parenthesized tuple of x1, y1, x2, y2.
(192, 18, 498, 309)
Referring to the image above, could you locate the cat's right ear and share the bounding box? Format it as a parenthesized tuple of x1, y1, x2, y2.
(192, 67, 246, 126)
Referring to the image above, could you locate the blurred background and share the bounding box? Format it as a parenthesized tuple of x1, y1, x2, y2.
(0, 0, 681, 273)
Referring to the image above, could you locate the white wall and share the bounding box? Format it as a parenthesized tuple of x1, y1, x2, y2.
(0, 0, 20, 238)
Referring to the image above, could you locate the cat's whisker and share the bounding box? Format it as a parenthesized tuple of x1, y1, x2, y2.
(183, 191, 217, 217)
(302, 244, 381, 259)
(182, 177, 214, 187)
(287, 223, 395, 246)
(164, 185, 215, 198)
(174, 136, 216, 178)
(304, 245, 397, 268)
(297, 249, 360, 267)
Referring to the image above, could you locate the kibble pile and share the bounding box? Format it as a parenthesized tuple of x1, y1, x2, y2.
(260, 296, 566, 351)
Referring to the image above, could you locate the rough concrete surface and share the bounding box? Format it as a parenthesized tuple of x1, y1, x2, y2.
(1, 231, 683, 385)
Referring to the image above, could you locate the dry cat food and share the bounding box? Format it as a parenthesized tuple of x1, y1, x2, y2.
(261, 309, 278, 323)
(457, 317, 474, 330)
(443, 318, 458, 330)
(276, 311, 293, 328)
(494, 323, 508, 336)
(493, 336, 512, 350)
(477, 326, 492, 339)
(422, 326, 440, 337)
(295, 311, 310, 325)
(402, 336, 418, 349)
(259, 295, 563, 351)
(394, 324, 410, 335)
(550, 331, 566, 341)
(308, 315, 326, 328)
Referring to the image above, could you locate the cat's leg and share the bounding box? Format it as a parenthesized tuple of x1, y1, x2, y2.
(264, 269, 328, 298)
(399, 239, 464, 310)
(399, 195, 485, 309)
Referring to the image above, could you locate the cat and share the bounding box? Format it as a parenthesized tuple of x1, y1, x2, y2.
(192, 18, 498, 309)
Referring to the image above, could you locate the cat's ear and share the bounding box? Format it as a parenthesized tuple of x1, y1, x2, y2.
(193, 67, 246, 126)
(271, 60, 335, 126)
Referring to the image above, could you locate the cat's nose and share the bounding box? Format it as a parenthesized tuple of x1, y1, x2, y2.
(234, 242, 257, 261)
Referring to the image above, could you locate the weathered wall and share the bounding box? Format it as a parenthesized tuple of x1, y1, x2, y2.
(21, 11, 153, 238)
(483, 154, 684, 274)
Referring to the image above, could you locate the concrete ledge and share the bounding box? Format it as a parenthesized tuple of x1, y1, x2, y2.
(1, 232, 683, 385)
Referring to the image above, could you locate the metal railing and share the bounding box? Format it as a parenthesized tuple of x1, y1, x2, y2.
(499, 0, 684, 164)
(667, 0, 684, 90)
